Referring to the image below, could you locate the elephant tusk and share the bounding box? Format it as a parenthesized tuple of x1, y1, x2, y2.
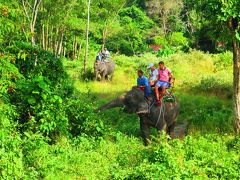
(136, 110, 149, 114)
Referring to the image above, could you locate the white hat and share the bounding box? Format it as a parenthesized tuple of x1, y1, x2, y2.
(147, 63, 154, 69)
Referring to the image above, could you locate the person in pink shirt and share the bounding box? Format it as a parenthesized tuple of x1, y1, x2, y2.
(155, 61, 173, 105)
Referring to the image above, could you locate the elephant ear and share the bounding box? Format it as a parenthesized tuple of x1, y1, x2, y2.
(136, 99, 149, 114)
(132, 88, 149, 114)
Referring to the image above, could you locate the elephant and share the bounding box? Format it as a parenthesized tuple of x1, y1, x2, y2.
(97, 87, 180, 145)
(94, 61, 115, 81)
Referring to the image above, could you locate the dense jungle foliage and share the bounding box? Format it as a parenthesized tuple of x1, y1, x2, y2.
(0, 0, 240, 179)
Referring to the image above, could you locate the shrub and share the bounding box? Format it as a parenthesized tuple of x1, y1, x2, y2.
(66, 97, 106, 137)
(0, 53, 23, 100)
(157, 45, 176, 57)
(153, 35, 168, 46)
(0, 102, 24, 178)
(193, 76, 232, 98)
(168, 32, 189, 50)
(10, 76, 69, 137)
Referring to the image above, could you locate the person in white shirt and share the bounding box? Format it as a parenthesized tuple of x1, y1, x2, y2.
(103, 48, 110, 60)
(147, 63, 158, 86)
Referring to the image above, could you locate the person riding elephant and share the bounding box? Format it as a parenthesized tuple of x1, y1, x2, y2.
(137, 69, 151, 98)
(155, 61, 174, 106)
(147, 63, 158, 86)
(102, 48, 110, 61)
(97, 87, 180, 146)
(96, 51, 103, 62)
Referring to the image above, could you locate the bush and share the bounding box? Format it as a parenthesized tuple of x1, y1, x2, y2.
(193, 76, 232, 98)
(0, 53, 23, 100)
(66, 97, 106, 137)
(168, 32, 189, 50)
(157, 45, 176, 57)
(177, 94, 233, 133)
(9, 76, 68, 138)
(153, 35, 168, 46)
(213, 51, 233, 69)
(0, 102, 24, 178)
(8, 42, 69, 87)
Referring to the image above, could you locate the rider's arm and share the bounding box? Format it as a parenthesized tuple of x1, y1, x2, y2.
(156, 70, 159, 81)
(169, 74, 174, 85)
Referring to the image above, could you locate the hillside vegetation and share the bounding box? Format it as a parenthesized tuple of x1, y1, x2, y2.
(1, 48, 239, 178)
(1, 0, 240, 179)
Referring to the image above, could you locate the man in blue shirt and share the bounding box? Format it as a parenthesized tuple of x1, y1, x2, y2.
(137, 70, 151, 98)
(96, 51, 102, 62)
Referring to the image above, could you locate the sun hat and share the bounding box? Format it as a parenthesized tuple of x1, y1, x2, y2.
(147, 63, 154, 69)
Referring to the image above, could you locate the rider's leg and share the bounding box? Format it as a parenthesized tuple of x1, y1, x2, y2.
(158, 86, 167, 103)
(155, 85, 160, 101)
(162, 86, 167, 95)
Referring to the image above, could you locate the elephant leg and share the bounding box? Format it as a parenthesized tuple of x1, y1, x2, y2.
(110, 73, 114, 81)
(106, 75, 109, 81)
(140, 117, 151, 146)
(94, 72, 98, 81)
(102, 71, 107, 81)
(156, 121, 167, 138)
(167, 121, 176, 139)
(156, 120, 167, 132)
(99, 72, 103, 81)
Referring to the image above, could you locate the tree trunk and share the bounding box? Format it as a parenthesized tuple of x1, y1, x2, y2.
(46, 24, 49, 50)
(72, 36, 76, 60)
(102, 24, 107, 50)
(42, 24, 45, 50)
(74, 38, 78, 60)
(30, 25, 35, 45)
(128, 37, 135, 55)
(49, 26, 53, 52)
(229, 17, 240, 133)
(63, 42, 66, 57)
(54, 28, 59, 56)
(84, 0, 91, 74)
(77, 41, 82, 60)
(58, 30, 64, 56)
(233, 38, 240, 133)
(162, 16, 167, 35)
(22, 0, 42, 46)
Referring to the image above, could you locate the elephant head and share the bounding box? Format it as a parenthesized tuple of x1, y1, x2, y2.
(97, 87, 149, 114)
(94, 62, 105, 73)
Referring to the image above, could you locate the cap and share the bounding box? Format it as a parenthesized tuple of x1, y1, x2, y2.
(147, 63, 154, 69)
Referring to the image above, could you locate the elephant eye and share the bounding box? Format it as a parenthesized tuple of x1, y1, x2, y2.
(125, 97, 135, 106)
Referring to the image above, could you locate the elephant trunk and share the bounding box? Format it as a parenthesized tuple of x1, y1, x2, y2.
(97, 96, 125, 112)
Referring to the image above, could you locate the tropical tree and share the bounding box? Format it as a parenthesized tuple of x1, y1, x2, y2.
(188, 0, 240, 132)
(0, 0, 22, 46)
(144, 0, 185, 35)
(21, 0, 42, 45)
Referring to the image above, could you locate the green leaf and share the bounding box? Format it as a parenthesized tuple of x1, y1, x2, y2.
(27, 97, 36, 105)
(235, 30, 240, 41)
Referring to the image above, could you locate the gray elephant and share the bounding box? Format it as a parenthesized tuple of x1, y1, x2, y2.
(94, 61, 115, 81)
(97, 87, 180, 145)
